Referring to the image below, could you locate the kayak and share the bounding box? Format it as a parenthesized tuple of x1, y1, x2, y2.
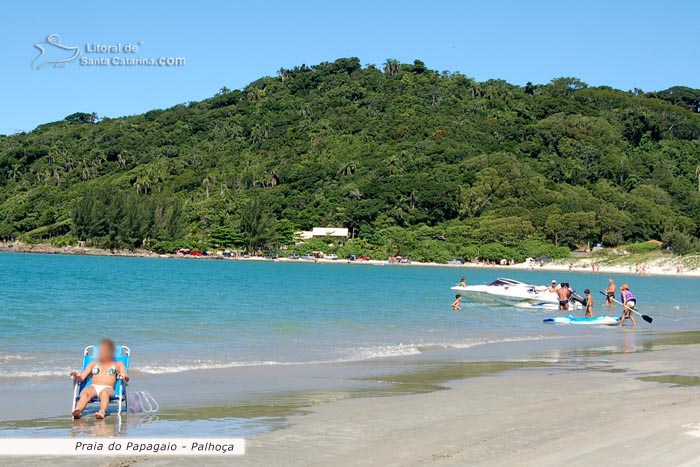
(543, 315, 620, 326)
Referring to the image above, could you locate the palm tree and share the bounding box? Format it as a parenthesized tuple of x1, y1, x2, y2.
(277, 68, 289, 83)
(133, 171, 152, 194)
(408, 190, 417, 210)
(383, 59, 401, 76)
(339, 161, 357, 176)
(349, 188, 363, 200)
(387, 156, 399, 175)
(9, 164, 21, 182)
(202, 176, 211, 198)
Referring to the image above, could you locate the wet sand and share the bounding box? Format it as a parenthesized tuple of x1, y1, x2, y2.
(3, 339, 700, 466)
(170, 344, 700, 466)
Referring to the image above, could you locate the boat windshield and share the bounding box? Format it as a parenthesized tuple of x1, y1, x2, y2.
(487, 278, 528, 287)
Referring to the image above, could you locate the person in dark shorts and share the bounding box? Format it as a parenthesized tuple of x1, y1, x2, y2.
(556, 283, 571, 310)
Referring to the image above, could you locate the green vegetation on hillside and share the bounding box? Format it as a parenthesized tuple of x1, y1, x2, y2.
(1, 58, 700, 261)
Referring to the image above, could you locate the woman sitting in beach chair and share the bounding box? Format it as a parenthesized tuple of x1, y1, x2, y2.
(70, 339, 130, 419)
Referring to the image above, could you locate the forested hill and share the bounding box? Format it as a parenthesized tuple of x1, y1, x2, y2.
(2, 58, 700, 261)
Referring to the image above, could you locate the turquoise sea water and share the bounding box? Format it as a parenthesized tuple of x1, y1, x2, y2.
(1, 252, 698, 380)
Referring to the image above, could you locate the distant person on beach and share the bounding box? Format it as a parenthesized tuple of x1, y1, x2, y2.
(69, 338, 129, 420)
(584, 289, 594, 317)
(452, 294, 462, 311)
(459, 277, 467, 287)
(619, 284, 637, 327)
(604, 279, 616, 307)
(557, 283, 571, 310)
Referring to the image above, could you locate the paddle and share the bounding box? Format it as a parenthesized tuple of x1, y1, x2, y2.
(599, 291, 653, 324)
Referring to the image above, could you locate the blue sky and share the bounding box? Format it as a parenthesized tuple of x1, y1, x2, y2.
(1, 0, 698, 135)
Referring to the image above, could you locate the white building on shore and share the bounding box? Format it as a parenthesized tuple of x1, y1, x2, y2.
(295, 227, 349, 242)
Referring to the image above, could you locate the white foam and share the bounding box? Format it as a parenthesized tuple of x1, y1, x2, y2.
(347, 343, 423, 360)
(0, 354, 28, 362)
(351, 335, 562, 360)
(1, 335, 564, 377)
(136, 360, 330, 374)
(683, 423, 700, 438)
(0, 369, 67, 378)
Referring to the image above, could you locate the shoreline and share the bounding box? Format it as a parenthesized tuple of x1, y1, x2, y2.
(2, 241, 698, 278)
(6, 340, 700, 466)
(3, 331, 700, 431)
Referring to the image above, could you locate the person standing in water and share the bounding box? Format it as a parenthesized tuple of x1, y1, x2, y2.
(584, 289, 594, 317)
(452, 294, 462, 311)
(557, 283, 571, 310)
(604, 278, 616, 307)
(619, 284, 637, 327)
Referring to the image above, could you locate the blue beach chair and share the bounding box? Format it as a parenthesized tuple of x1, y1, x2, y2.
(71, 345, 130, 415)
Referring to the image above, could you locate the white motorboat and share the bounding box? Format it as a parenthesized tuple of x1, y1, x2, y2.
(451, 277, 580, 309)
(451, 278, 534, 301)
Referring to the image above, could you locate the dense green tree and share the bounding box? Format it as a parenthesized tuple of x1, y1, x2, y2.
(72, 188, 183, 249)
(210, 226, 244, 248)
(239, 199, 276, 252)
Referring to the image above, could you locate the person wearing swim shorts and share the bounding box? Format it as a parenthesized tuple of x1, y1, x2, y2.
(70, 338, 129, 419)
(557, 283, 571, 310)
(619, 284, 637, 327)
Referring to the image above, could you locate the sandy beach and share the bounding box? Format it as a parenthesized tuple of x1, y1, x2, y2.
(2, 241, 699, 278)
(4, 336, 700, 466)
(226, 346, 700, 467)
